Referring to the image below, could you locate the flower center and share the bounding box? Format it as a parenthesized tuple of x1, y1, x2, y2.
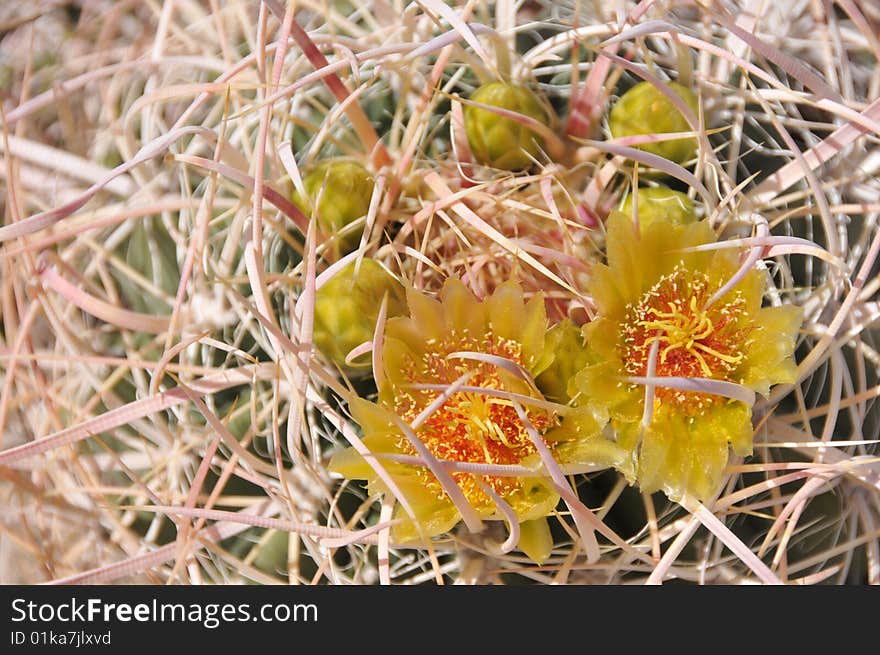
(393, 330, 556, 507)
(621, 266, 749, 414)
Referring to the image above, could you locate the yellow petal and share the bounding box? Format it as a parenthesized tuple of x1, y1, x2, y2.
(379, 334, 419, 393)
(599, 211, 715, 311)
(518, 517, 553, 564)
(519, 292, 548, 371)
(535, 319, 589, 404)
(741, 304, 802, 396)
(684, 416, 733, 502)
(709, 400, 754, 457)
(440, 278, 487, 337)
(574, 360, 641, 423)
(328, 447, 373, 480)
(582, 316, 620, 360)
(595, 211, 732, 328)
(666, 217, 717, 272)
(546, 408, 626, 474)
(506, 475, 559, 521)
(404, 285, 446, 341)
(382, 313, 417, 344)
(637, 406, 736, 502)
(602, 211, 646, 305)
(634, 417, 673, 497)
(485, 280, 526, 344)
(589, 262, 627, 319)
(349, 397, 394, 434)
(531, 329, 558, 380)
(706, 255, 763, 314)
(640, 409, 691, 497)
(328, 432, 404, 481)
(390, 483, 462, 543)
(547, 406, 603, 439)
(554, 437, 634, 479)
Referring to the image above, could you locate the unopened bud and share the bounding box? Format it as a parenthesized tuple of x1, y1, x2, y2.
(464, 81, 548, 170)
(609, 81, 699, 164)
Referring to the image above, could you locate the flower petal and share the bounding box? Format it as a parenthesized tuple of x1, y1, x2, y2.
(598, 211, 715, 315)
(555, 438, 635, 479)
(485, 280, 525, 341)
(589, 262, 627, 319)
(328, 432, 404, 481)
(379, 336, 417, 397)
(349, 397, 396, 435)
(519, 292, 549, 370)
(741, 304, 802, 396)
(635, 417, 675, 497)
(706, 254, 763, 313)
(506, 474, 559, 521)
(706, 400, 754, 457)
(574, 360, 642, 422)
(637, 405, 737, 502)
(440, 278, 487, 336)
(404, 285, 446, 341)
(391, 489, 462, 543)
(518, 517, 553, 564)
(582, 316, 620, 360)
(683, 414, 735, 501)
(536, 319, 590, 404)
(328, 446, 375, 480)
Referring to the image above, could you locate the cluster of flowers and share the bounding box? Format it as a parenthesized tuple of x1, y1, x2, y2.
(296, 75, 801, 563)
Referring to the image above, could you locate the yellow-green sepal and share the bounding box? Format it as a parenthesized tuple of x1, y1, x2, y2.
(518, 517, 553, 564)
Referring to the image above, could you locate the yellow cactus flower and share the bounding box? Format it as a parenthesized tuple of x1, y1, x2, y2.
(575, 210, 801, 502)
(330, 279, 628, 563)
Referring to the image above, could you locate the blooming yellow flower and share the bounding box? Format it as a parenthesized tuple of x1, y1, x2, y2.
(575, 210, 801, 502)
(330, 279, 628, 562)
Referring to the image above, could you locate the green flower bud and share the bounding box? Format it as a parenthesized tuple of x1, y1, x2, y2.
(293, 160, 374, 257)
(535, 319, 590, 405)
(313, 259, 407, 372)
(464, 81, 548, 171)
(620, 186, 697, 229)
(608, 81, 699, 164)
